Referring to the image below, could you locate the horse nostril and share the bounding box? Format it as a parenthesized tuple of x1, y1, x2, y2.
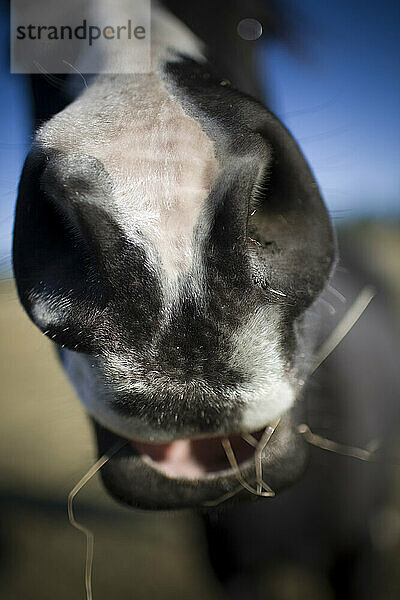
(13, 148, 108, 353)
(13, 147, 165, 354)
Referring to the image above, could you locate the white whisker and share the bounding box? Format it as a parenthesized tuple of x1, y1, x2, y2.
(327, 284, 346, 303)
(62, 60, 89, 89)
(317, 297, 337, 315)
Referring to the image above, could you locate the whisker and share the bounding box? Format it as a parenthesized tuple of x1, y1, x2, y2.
(32, 61, 67, 91)
(67, 440, 127, 600)
(317, 297, 336, 315)
(312, 285, 376, 374)
(62, 60, 89, 89)
(326, 284, 346, 303)
(269, 288, 287, 297)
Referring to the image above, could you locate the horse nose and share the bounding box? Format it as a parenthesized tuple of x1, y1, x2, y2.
(13, 147, 162, 353)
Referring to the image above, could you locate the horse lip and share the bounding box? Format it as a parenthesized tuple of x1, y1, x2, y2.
(91, 409, 309, 510)
(98, 418, 277, 481)
(130, 432, 265, 480)
(98, 424, 270, 480)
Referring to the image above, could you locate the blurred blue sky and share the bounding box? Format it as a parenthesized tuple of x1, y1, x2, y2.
(0, 0, 399, 273)
(0, 1, 31, 274)
(263, 0, 400, 218)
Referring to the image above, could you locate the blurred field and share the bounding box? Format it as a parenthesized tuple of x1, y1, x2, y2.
(0, 220, 399, 600)
(339, 221, 400, 325)
(0, 278, 223, 600)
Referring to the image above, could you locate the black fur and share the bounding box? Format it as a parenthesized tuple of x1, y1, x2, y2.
(13, 1, 335, 509)
(164, 57, 336, 311)
(11, 1, 400, 596)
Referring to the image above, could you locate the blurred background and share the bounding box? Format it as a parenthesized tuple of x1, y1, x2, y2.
(0, 0, 399, 599)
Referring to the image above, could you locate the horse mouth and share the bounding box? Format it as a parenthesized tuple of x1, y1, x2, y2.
(92, 411, 308, 510)
(130, 430, 266, 480)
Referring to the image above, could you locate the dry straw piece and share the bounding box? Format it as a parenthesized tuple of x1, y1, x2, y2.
(68, 286, 378, 599)
(68, 440, 127, 600)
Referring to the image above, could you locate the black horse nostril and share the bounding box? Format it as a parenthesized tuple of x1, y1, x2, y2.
(12, 149, 112, 351)
(13, 147, 165, 354)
